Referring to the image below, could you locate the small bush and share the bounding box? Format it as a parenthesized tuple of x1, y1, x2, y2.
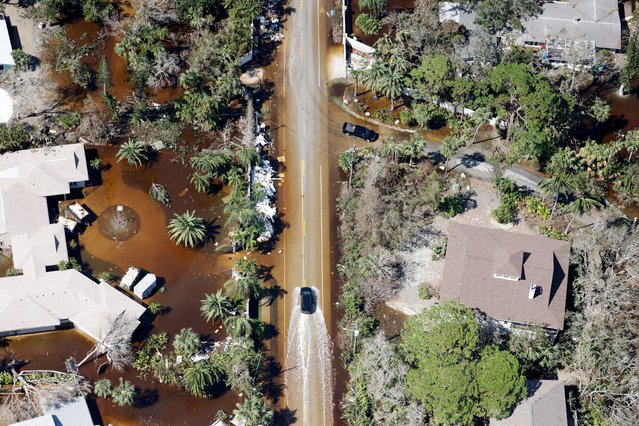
(538, 225, 568, 241)
(437, 195, 464, 218)
(355, 13, 382, 35)
(59, 112, 82, 130)
(374, 108, 391, 123)
(431, 239, 447, 260)
(399, 109, 416, 126)
(492, 203, 516, 224)
(0, 371, 13, 385)
(12, 49, 34, 71)
(525, 196, 551, 220)
(418, 285, 432, 300)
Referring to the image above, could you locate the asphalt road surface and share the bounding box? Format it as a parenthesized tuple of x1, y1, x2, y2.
(277, 0, 334, 424)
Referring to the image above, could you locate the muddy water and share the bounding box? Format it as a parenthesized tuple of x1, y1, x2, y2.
(350, 0, 416, 47)
(5, 147, 245, 425)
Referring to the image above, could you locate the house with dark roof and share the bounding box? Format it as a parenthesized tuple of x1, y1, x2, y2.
(440, 224, 570, 330)
(491, 380, 569, 426)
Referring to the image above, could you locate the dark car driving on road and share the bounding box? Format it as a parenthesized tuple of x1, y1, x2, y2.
(342, 122, 379, 142)
(300, 287, 314, 314)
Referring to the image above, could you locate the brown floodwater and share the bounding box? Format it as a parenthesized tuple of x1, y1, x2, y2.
(4, 147, 250, 425)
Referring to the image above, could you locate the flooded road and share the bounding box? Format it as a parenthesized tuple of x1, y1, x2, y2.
(276, 0, 334, 422)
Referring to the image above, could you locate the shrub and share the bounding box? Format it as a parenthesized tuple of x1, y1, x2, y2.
(437, 195, 464, 218)
(12, 49, 34, 71)
(538, 225, 568, 241)
(492, 203, 516, 224)
(418, 285, 432, 300)
(399, 109, 416, 126)
(525, 196, 551, 220)
(0, 371, 13, 385)
(355, 13, 382, 35)
(432, 239, 447, 260)
(59, 112, 82, 129)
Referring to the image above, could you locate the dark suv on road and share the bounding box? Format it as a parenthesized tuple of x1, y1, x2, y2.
(300, 287, 314, 314)
(342, 122, 379, 142)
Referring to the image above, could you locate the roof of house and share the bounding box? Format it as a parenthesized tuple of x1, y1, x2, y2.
(440, 224, 570, 330)
(518, 0, 621, 49)
(0, 15, 14, 67)
(491, 380, 568, 426)
(11, 397, 98, 426)
(0, 144, 145, 341)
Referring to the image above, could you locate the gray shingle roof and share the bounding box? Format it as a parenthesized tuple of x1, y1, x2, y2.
(492, 380, 568, 426)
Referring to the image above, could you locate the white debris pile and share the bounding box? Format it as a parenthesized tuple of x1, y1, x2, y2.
(252, 157, 277, 243)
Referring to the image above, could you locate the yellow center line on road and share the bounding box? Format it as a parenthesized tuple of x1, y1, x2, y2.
(317, 0, 321, 87)
(320, 164, 325, 305)
(301, 159, 306, 287)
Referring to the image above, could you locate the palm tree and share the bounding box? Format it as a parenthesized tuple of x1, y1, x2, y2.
(339, 149, 358, 187)
(380, 142, 407, 162)
(224, 259, 261, 300)
(182, 361, 222, 398)
(350, 68, 363, 98)
(94, 379, 113, 398)
(224, 315, 254, 338)
(112, 378, 136, 406)
(167, 211, 207, 248)
(564, 195, 603, 233)
(173, 328, 201, 358)
(235, 147, 260, 172)
(539, 176, 576, 219)
(622, 130, 639, 161)
(233, 394, 275, 426)
(378, 66, 404, 111)
(469, 107, 493, 144)
(190, 172, 212, 193)
(357, 0, 387, 18)
(116, 140, 148, 166)
(201, 289, 234, 323)
(361, 60, 385, 98)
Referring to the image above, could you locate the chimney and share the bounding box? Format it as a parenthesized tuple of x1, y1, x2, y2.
(528, 284, 538, 300)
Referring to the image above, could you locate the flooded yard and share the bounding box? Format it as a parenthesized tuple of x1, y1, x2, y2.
(4, 146, 247, 425)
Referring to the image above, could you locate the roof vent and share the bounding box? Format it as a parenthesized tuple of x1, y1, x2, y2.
(528, 284, 538, 300)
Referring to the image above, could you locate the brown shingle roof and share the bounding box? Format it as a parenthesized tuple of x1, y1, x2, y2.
(440, 224, 570, 330)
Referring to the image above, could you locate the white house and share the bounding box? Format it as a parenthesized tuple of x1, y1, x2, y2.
(10, 397, 98, 426)
(0, 144, 146, 341)
(0, 15, 14, 73)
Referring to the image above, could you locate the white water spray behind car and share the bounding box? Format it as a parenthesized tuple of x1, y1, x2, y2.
(285, 287, 334, 425)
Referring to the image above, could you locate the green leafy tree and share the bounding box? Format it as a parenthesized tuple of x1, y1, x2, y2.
(402, 302, 526, 425)
(94, 379, 112, 398)
(472, 0, 542, 34)
(176, 0, 219, 27)
(622, 27, 639, 87)
(407, 55, 451, 99)
(201, 289, 235, 323)
(89, 157, 103, 171)
(440, 134, 465, 172)
(111, 378, 136, 406)
(82, 0, 114, 22)
(173, 328, 201, 359)
(167, 211, 207, 248)
(356, 13, 382, 35)
(116, 140, 148, 166)
(148, 302, 163, 315)
(475, 345, 527, 419)
(233, 394, 275, 426)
